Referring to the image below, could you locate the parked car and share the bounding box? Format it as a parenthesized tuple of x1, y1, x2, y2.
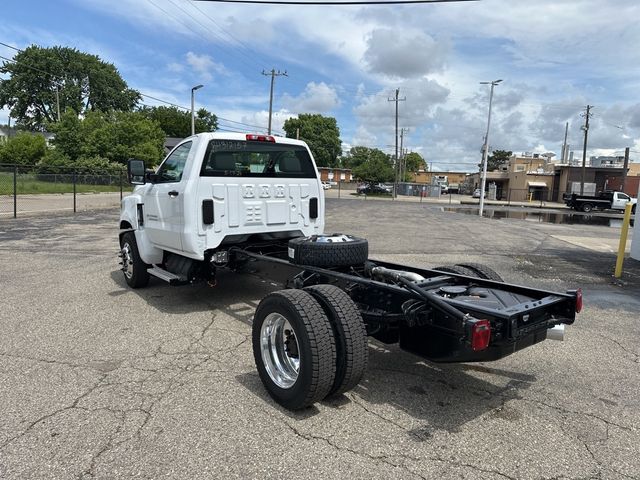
(322, 181, 331, 190)
(472, 188, 486, 198)
(357, 183, 392, 195)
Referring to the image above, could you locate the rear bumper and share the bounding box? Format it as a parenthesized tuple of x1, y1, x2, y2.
(399, 324, 550, 363)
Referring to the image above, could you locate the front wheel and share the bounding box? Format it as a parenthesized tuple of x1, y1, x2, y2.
(119, 232, 150, 288)
(252, 289, 336, 410)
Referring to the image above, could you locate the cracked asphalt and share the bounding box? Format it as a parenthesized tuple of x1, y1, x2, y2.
(0, 198, 639, 480)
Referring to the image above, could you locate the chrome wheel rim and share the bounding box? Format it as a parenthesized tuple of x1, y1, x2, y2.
(121, 243, 134, 279)
(260, 313, 300, 389)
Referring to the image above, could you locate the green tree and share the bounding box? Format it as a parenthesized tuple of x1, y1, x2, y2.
(402, 152, 426, 180)
(138, 106, 218, 137)
(0, 131, 47, 166)
(345, 147, 394, 183)
(49, 109, 165, 166)
(0, 45, 140, 130)
(479, 149, 512, 171)
(283, 114, 341, 167)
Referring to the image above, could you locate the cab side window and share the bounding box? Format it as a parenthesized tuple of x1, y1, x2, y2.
(156, 142, 193, 183)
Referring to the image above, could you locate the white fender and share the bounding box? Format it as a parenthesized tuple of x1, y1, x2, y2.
(119, 194, 163, 265)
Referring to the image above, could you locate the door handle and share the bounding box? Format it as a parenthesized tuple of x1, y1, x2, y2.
(168, 190, 179, 197)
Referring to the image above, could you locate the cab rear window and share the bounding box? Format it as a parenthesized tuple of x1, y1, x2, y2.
(200, 140, 316, 178)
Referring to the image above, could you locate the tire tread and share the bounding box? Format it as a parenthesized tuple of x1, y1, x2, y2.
(304, 285, 368, 396)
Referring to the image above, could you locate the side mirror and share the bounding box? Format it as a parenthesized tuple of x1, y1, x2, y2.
(128, 159, 146, 185)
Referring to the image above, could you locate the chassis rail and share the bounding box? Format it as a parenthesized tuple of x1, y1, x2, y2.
(229, 246, 578, 363)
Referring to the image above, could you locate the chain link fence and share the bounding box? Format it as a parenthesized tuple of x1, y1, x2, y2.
(0, 164, 130, 218)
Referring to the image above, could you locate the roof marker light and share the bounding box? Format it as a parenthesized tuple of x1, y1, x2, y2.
(246, 134, 275, 142)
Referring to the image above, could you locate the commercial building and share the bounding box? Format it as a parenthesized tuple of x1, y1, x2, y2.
(317, 167, 352, 184)
(465, 153, 639, 201)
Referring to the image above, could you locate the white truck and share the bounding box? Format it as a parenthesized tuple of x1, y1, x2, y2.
(119, 132, 580, 410)
(563, 190, 637, 214)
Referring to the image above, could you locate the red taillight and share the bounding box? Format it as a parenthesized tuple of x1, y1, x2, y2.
(575, 288, 583, 313)
(471, 320, 491, 351)
(246, 134, 275, 142)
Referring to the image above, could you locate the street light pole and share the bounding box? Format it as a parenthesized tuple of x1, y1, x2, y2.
(191, 84, 204, 136)
(479, 79, 502, 217)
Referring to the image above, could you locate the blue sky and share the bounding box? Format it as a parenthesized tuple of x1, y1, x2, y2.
(1, 0, 639, 171)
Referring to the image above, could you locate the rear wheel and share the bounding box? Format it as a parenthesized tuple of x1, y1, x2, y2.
(252, 289, 336, 410)
(119, 232, 150, 288)
(454, 263, 504, 282)
(581, 203, 594, 213)
(304, 285, 368, 396)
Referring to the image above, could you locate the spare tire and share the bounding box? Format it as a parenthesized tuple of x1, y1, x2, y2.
(433, 264, 478, 277)
(288, 234, 368, 267)
(454, 263, 504, 282)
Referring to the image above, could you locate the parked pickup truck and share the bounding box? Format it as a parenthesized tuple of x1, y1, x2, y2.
(119, 132, 581, 410)
(563, 190, 637, 213)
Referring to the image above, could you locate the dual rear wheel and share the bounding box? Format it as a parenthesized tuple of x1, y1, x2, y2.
(252, 286, 368, 410)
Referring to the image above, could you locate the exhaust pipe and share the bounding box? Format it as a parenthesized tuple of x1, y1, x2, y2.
(546, 324, 565, 341)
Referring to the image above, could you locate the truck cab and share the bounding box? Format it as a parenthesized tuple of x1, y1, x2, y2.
(610, 191, 636, 211)
(120, 133, 325, 266)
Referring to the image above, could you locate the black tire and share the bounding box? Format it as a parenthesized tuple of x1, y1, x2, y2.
(581, 203, 593, 213)
(252, 289, 336, 410)
(454, 263, 504, 282)
(119, 232, 150, 288)
(304, 285, 368, 396)
(433, 264, 478, 277)
(632, 204, 636, 215)
(288, 234, 368, 267)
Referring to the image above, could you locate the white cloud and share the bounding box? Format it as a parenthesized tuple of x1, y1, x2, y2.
(167, 62, 184, 73)
(353, 78, 450, 130)
(185, 52, 228, 81)
(363, 28, 448, 79)
(281, 82, 340, 113)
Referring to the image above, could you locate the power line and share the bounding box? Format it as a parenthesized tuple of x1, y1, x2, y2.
(163, 0, 266, 72)
(0, 41, 22, 52)
(143, 0, 262, 78)
(186, 0, 267, 69)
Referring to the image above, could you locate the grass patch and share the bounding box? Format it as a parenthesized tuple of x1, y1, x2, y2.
(0, 173, 124, 195)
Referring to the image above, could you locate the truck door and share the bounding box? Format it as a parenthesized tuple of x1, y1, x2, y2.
(144, 141, 193, 251)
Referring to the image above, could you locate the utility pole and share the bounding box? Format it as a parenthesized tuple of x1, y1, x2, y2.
(580, 105, 593, 195)
(399, 128, 407, 182)
(561, 121, 569, 163)
(388, 89, 406, 198)
(479, 79, 502, 217)
(622, 147, 630, 193)
(262, 69, 287, 135)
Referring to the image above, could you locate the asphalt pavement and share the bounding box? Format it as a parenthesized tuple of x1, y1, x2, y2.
(0, 198, 639, 479)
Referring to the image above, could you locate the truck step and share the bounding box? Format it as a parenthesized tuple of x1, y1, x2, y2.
(148, 267, 188, 285)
